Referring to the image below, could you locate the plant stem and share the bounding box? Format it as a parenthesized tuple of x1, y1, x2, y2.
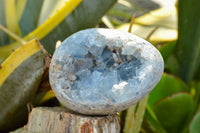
(146, 26, 159, 41)
(0, 24, 26, 45)
(128, 13, 136, 33)
(124, 95, 149, 133)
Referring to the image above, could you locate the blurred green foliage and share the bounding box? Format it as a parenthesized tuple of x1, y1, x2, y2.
(0, 0, 200, 133)
(108, 0, 200, 133)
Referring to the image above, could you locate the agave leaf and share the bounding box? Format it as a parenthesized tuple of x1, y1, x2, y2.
(134, 7, 177, 29)
(118, 23, 177, 44)
(19, 0, 44, 36)
(102, 15, 115, 29)
(0, 0, 9, 46)
(37, 0, 58, 26)
(40, 0, 117, 54)
(176, 0, 200, 83)
(5, 0, 21, 38)
(0, 42, 21, 63)
(0, 39, 46, 132)
(22, 0, 117, 55)
(23, 0, 82, 41)
(154, 93, 195, 133)
(108, 2, 133, 21)
(116, 7, 177, 44)
(0, 0, 117, 60)
(16, 0, 27, 21)
(0, 0, 82, 62)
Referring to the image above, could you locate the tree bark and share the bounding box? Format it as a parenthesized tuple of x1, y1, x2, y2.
(21, 107, 120, 133)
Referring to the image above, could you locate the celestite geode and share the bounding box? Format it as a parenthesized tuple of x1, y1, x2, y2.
(49, 28, 164, 115)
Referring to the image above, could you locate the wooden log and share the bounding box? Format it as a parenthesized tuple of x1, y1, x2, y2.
(25, 107, 120, 133)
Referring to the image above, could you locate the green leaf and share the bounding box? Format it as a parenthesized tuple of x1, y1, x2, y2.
(148, 74, 187, 110)
(190, 111, 200, 133)
(176, 0, 200, 83)
(16, 0, 27, 21)
(164, 54, 179, 75)
(5, 0, 21, 38)
(37, 0, 58, 26)
(41, 0, 117, 54)
(1, 0, 117, 61)
(0, 40, 45, 132)
(23, 0, 82, 41)
(124, 95, 148, 133)
(144, 109, 167, 133)
(108, 4, 133, 20)
(19, 0, 44, 36)
(0, 0, 82, 62)
(159, 42, 176, 62)
(0, 42, 21, 63)
(195, 83, 200, 110)
(154, 93, 195, 133)
(0, 0, 9, 46)
(146, 73, 188, 132)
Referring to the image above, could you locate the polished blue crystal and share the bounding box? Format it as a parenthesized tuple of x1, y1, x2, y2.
(49, 28, 164, 115)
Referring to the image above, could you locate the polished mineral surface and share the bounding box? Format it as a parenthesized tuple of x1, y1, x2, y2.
(49, 28, 164, 115)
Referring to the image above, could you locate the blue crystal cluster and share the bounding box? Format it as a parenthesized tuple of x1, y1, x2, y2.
(49, 28, 164, 115)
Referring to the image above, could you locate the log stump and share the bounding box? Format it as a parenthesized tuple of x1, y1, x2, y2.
(22, 107, 120, 133)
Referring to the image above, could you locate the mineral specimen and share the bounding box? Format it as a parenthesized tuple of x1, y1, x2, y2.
(49, 28, 164, 115)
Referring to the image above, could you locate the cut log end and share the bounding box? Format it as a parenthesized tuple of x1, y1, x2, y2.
(17, 107, 120, 133)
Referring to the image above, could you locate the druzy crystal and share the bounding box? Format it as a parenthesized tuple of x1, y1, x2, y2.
(49, 28, 164, 115)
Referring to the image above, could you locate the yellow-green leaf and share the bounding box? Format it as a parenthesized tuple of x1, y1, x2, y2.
(0, 42, 22, 63)
(124, 95, 149, 133)
(37, 0, 58, 26)
(23, 0, 82, 40)
(16, 0, 27, 21)
(117, 23, 177, 44)
(0, 39, 45, 132)
(5, 0, 21, 37)
(0, 0, 9, 45)
(40, 0, 117, 54)
(134, 7, 177, 29)
(116, 7, 177, 44)
(34, 90, 56, 105)
(0, 0, 82, 62)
